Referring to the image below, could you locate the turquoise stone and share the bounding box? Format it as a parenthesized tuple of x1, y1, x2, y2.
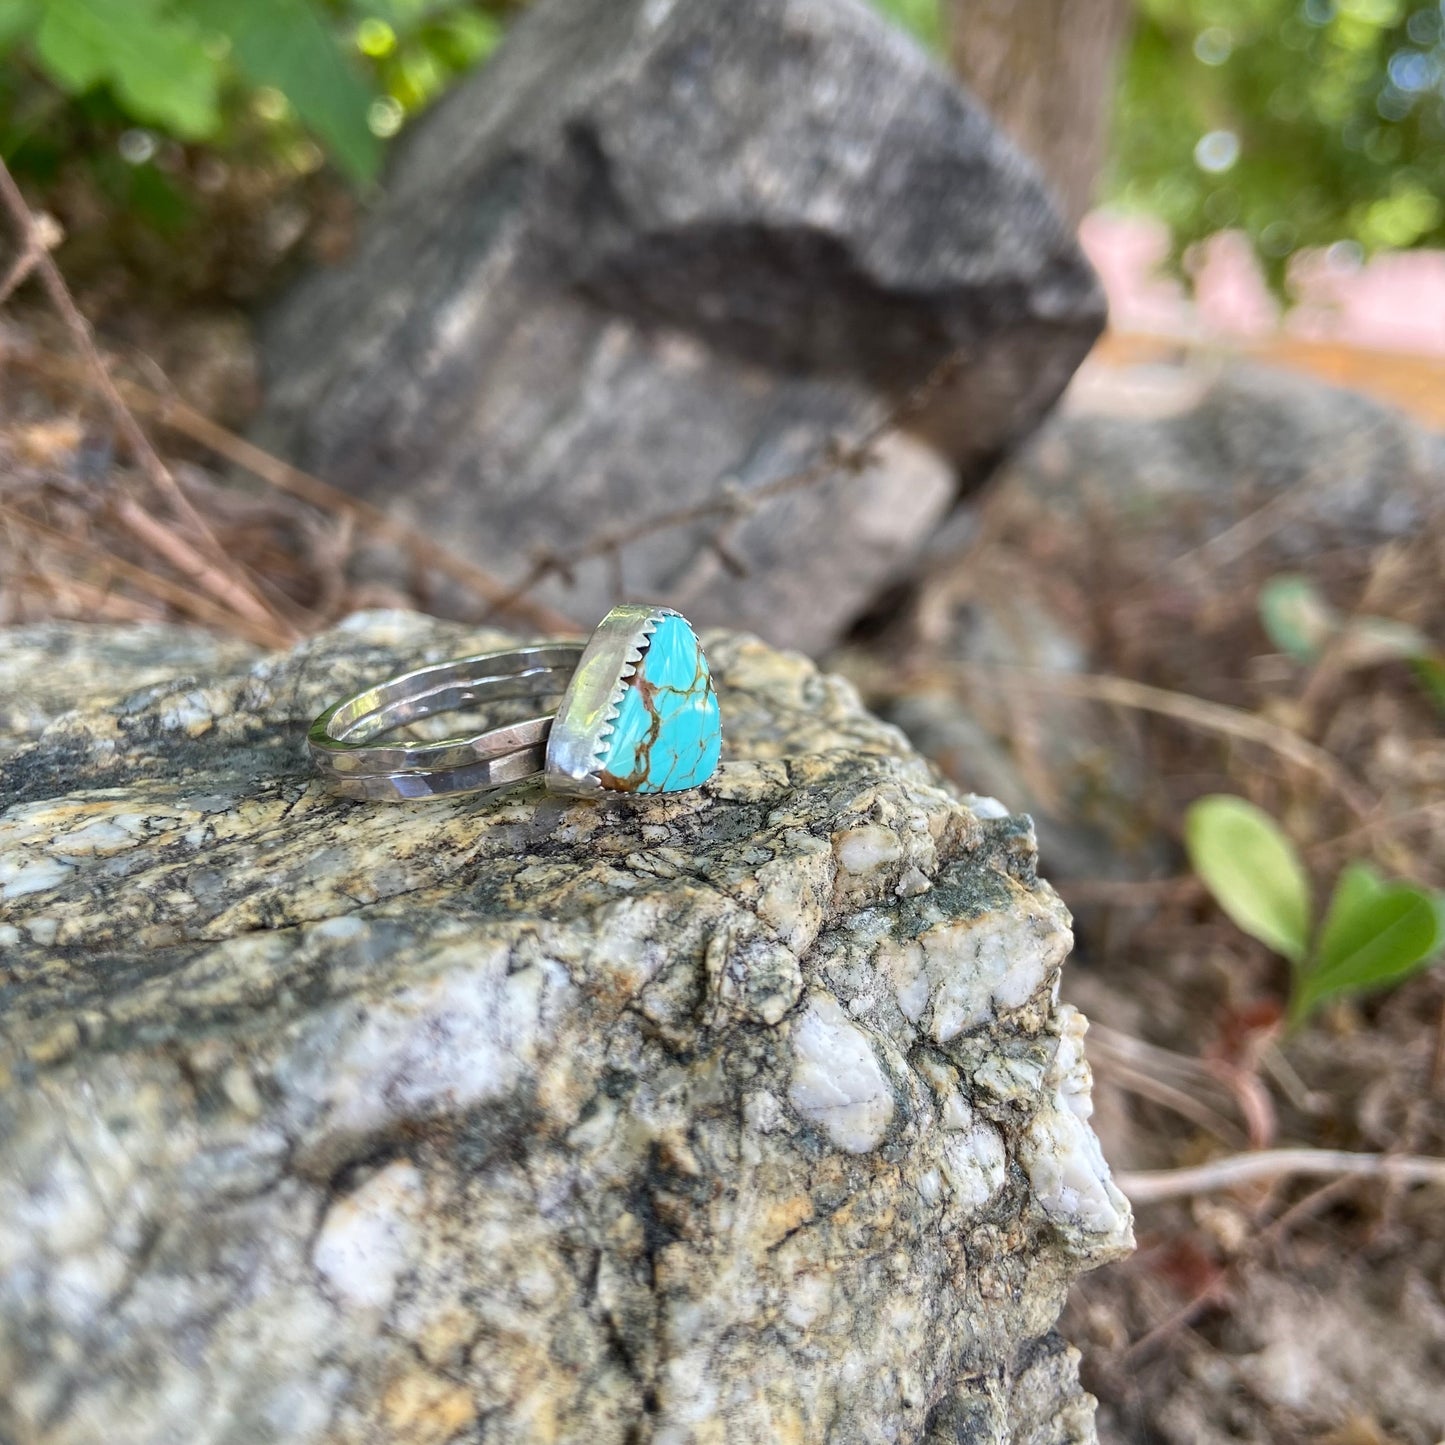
(598, 614, 721, 794)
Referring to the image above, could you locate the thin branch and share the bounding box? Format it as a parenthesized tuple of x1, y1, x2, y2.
(1059, 875, 1201, 906)
(1066, 803, 1445, 906)
(1090, 1055, 1247, 1147)
(480, 350, 967, 620)
(110, 495, 282, 632)
(0, 504, 285, 647)
(0, 156, 295, 645)
(1307, 800, 1445, 862)
(1086, 1022, 1243, 1092)
(0, 230, 46, 307)
(1117, 1147, 1445, 1204)
(23, 566, 159, 625)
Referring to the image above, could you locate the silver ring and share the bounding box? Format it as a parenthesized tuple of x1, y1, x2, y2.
(308, 604, 722, 803)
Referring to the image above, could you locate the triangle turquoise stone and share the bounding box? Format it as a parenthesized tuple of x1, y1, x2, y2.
(598, 614, 722, 793)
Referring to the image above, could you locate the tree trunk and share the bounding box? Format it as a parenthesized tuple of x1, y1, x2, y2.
(947, 0, 1134, 228)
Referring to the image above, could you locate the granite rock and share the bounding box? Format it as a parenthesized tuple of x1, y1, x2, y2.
(0, 612, 1131, 1444)
(254, 0, 1104, 654)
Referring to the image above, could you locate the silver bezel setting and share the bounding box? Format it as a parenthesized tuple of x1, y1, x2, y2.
(544, 603, 681, 798)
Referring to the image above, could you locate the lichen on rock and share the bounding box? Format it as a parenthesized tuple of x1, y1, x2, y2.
(0, 611, 1132, 1444)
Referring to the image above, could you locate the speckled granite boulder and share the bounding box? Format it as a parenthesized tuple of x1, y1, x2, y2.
(0, 613, 1132, 1445)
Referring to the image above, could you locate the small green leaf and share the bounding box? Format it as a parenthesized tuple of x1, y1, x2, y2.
(1185, 795, 1312, 964)
(1296, 865, 1445, 1020)
(1259, 574, 1335, 662)
(197, 0, 381, 184)
(0, 0, 38, 52)
(35, 0, 220, 139)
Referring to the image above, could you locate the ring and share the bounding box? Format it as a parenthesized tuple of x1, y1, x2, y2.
(308, 604, 722, 803)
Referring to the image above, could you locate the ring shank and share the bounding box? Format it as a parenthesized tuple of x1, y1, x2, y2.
(309, 643, 584, 799)
(321, 745, 549, 801)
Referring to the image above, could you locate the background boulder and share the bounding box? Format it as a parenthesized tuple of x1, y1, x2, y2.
(254, 0, 1104, 653)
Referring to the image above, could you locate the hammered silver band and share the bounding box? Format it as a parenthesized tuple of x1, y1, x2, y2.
(308, 643, 582, 802)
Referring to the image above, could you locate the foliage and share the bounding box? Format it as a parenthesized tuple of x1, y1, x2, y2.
(9, 0, 1440, 287)
(867, 0, 1445, 278)
(1185, 794, 1445, 1024)
(1112, 0, 1445, 281)
(1185, 794, 1313, 962)
(0, 0, 506, 189)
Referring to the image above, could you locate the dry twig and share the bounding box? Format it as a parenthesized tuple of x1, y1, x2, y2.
(1118, 1147, 1445, 1203)
(480, 351, 967, 621)
(0, 215, 52, 308)
(2, 340, 581, 636)
(0, 503, 286, 646)
(954, 664, 1376, 820)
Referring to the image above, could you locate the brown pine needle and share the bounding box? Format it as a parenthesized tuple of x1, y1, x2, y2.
(0, 155, 296, 647)
(954, 664, 1376, 820)
(0, 504, 285, 647)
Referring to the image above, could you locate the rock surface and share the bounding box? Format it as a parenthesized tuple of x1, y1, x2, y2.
(0, 612, 1131, 1444)
(254, 0, 1104, 654)
(0, 622, 255, 761)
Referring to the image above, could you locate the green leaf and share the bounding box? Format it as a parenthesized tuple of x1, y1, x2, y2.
(1185, 795, 1312, 964)
(196, 0, 381, 184)
(1258, 574, 1335, 662)
(0, 0, 38, 53)
(34, 0, 220, 139)
(1296, 865, 1445, 1020)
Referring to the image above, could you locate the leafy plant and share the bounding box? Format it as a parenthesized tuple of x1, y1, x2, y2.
(1112, 0, 1445, 285)
(1185, 794, 1312, 963)
(0, 0, 506, 186)
(196, 0, 382, 184)
(869, 0, 945, 50)
(29, 0, 221, 141)
(1186, 794, 1445, 1025)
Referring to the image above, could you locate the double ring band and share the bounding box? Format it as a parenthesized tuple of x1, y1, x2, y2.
(309, 604, 722, 803)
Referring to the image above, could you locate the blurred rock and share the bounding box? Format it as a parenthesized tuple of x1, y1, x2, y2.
(862, 581, 1164, 884)
(0, 612, 1131, 1444)
(254, 0, 1104, 654)
(1015, 362, 1445, 553)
